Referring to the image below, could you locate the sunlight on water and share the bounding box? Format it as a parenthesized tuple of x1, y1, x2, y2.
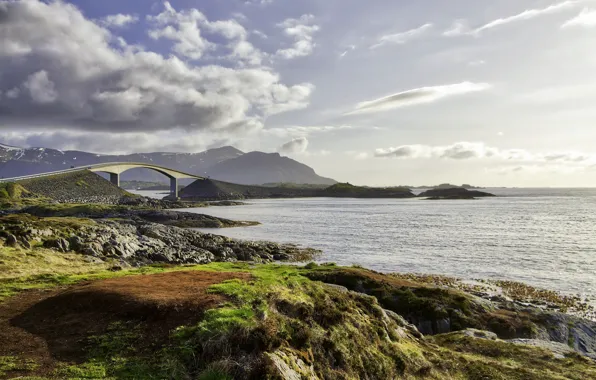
(137, 188, 596, 298)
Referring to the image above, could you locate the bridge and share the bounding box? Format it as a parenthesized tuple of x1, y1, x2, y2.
(0, 162, 204, 199)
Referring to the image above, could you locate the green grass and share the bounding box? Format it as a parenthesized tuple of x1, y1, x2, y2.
(0, 182, 48, 208)
(0, 356, 39, 377)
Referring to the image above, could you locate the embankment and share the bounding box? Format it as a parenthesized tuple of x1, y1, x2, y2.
(18, 171, 130, 204)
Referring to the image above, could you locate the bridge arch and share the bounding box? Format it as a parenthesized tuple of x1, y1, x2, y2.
(88, 163, 203, 199)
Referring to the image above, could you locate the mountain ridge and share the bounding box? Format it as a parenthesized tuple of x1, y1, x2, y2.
(0, 143, 336, 185)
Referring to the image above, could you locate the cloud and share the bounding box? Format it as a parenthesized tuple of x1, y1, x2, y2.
(275, 14, 320, 59)
(278, 137, 309, 154)
(0, 129, 237, 155)
(371, 23, 433, 49)
(443, 20, 471, 37)
(374, 142, 596, 167)
(348, 82, 491, 115)
(147, 2, 263, 64)
(562, 8, 596, 27)
(101, 14, 139, 28)
(23, 71, 57, 104)
(444, 1, 580, 36)
(263, 125, 354, 138)
(0, 0, 312, 135)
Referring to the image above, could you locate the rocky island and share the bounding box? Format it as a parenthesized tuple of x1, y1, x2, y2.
(0, 174, 594, 380)
(419, 187, 496, 199)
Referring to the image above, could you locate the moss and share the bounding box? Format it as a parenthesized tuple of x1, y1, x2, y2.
(0, 182, 48, 208)
(431, 331, 596, 380)
(0, 356, 39, 377)
(304, 267, 482, 333)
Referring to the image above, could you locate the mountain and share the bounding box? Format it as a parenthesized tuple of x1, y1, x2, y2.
(0, 143, 336, 186)
(206, 151, 336, 185)
(0, 144, 243, 182)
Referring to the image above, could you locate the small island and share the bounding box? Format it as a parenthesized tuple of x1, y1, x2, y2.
(418, 187, 496, 200)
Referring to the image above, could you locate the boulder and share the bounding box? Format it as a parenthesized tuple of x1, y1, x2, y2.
(5, 234, 18, 247)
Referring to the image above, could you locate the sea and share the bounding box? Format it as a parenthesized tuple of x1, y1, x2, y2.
(133, 188, 596, 298)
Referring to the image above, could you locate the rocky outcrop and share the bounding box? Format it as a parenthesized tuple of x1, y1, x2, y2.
(0, 215, 319, 266)
(305, 267, 596, 359)
(19, 205, 257, 228)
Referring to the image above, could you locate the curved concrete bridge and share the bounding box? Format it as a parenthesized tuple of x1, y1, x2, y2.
(0, 162, 203, 199)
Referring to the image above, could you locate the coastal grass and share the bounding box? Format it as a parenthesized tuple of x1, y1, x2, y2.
(0, 182, 49, 208)
(0, 246, 110, 280)
(2, 262, 596, 379)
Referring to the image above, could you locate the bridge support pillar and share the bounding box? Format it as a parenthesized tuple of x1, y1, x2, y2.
(170, 177, 178, 199)
(109, 173, 120, 187)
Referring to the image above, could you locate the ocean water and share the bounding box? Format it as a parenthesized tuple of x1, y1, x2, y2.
(135, 188, 596, 297)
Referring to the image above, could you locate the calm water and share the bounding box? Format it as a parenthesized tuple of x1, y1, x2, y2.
(135, 189, 596, 297)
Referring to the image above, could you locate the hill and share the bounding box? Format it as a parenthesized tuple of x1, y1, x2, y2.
(180, 180, 415, 200)
(206, 151, 336, 185)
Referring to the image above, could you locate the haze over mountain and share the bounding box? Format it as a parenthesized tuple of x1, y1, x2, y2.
(0, 143, 336, 186)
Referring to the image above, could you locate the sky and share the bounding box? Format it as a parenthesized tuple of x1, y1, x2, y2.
(1, 0, 596, 187)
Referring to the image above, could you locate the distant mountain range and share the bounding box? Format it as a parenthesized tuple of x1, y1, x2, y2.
(0, 143, 336, 186)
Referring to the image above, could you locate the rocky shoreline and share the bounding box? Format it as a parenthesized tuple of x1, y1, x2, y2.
(0, 214, 318, 267)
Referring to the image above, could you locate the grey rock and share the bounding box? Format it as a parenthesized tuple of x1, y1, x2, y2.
(5, 234, 18, 247)
(461, 329, 498, 340)
(508, 339, 576, 359)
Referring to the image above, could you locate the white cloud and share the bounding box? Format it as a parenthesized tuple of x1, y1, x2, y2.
(374, 142, 596, 167)
(0, 0, 312, 136)
(443, 19, 471, 37)
(348, 82, 491, 115)
(5, 88, 20, 99)
(24, 71, 57, 104)
(101, 13, 138, 28)
(371, 23, 433, 49)
(445, 1, 580, 36)
(276, 14, 320, 59)
(278, 137, 309, 154)
(562, 8, 596, 27)
(253, 30, 268, 39)
(468, 60, 486, 66)
(147, 2, 263, 65)
(264, 125, 354, 138)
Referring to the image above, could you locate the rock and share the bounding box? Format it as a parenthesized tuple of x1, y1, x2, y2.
(266, 351, 318, 380)
(436, 318, 451, 334)
(43, 238, 70, 252)
(21, 239, 32, 249)
(508, 339, 576, 359)
(5, 234, 18, 247)
(461, 329, 498, 340)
